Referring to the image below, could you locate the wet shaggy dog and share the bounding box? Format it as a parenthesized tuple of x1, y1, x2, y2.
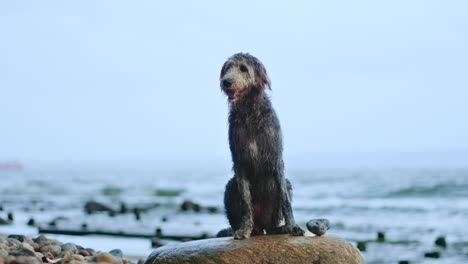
(218, 53, 304, 239)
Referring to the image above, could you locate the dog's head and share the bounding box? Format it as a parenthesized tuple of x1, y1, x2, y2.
(220, 53, 271, 103)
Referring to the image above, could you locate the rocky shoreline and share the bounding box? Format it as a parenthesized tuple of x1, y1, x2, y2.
(0, 234, 139, 264)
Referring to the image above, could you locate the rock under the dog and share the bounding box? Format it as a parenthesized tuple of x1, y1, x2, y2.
(145, 235, 364, 264)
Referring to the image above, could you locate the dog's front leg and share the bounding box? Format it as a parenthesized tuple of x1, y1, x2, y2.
(234, 174, 253, 239)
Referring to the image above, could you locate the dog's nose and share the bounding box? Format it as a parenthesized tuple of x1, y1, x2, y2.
(223, 79, 232, 88)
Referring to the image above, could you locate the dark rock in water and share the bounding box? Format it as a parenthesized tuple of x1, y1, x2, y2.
(306, 218, 330, 236)
(155, 228, 163, 237)
(356, 241, 367, 252)
(435, 236, 447, 248)
(145, 235, 365, 264)
(84, 201, 115, 214)
(7, 235, 26, 242)
(161, 216, 168, 222)
(151, 238, 164, 248)
(180, 200, 201, 212)
(120, 202, 128, 214)
(377, 231, 385, 242)
(207, 206, 218, 213)
(0, 205, 3, 211)
(27, 218, 36, 226)
(81, 223, 88, 229)
(398, 261, 410, 264)
(7, 212, 14, 221)
(424, 251, 440, 258)
(133, 208, 141, 221)
(0, 217, 9, 225)
(109, 249, 123, 257)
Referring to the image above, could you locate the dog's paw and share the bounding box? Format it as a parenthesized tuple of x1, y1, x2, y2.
(287, 224, 305, 236)
(233, 228, 251, 240)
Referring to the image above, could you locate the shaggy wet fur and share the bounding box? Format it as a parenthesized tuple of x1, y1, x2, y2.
(217, 53, 304, 239)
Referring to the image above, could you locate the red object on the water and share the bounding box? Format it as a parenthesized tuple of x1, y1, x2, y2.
(0, 161, 23, 171)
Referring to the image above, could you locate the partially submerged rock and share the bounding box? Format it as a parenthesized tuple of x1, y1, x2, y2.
(145, 234, 365, 264)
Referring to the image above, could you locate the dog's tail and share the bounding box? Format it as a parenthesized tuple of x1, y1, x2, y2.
(216, 227, 233, 237)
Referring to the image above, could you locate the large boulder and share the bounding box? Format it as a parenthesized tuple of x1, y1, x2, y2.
(145, 235, 365, 264)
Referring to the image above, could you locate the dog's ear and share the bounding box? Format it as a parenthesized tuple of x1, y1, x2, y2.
(220, 61, 230, 79)
(257, 66, 271, 90)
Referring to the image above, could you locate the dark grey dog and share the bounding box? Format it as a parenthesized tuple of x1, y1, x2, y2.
(217, 53, 304, 239)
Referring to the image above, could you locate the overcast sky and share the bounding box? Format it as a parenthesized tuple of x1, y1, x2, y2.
(1, 1, 467, 165)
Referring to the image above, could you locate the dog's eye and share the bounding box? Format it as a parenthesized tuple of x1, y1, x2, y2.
(239, 65, 248, 72)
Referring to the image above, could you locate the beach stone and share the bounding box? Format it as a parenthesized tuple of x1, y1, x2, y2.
(95, 253, 121, 264)
(109, 249, 123, 257)
(40, 244, 62, 257)
(306, 219, 330, 236)
(0, 249, 8, 257)
(8, 248, 36, 257)
(19, 242, 34, 252)
(6, 238, 21, 248)
(14, 256, 42, 264)
(78, 249, 91, 256)
(62, 243, 78, 253)
(7, 235, 25, 242)
(85, 248, 96, 256)
(145, 235, 365, 264)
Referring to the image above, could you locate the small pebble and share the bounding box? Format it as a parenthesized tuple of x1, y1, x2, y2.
(398, 261, 410, 264)
(109, 249, 123, 258)
(95, 253, 119, 264)
(6, 238, 21, 247)
(78, 249, 91, 256)
(40, 244, 62, 257)
(8, 235, 25, 242)
(86, 248, 96, 256)
(8, 248, 36, 257)
(306, 218, 330, 236)
(19, 242, 35, 252)
(62, 243, 78, 254)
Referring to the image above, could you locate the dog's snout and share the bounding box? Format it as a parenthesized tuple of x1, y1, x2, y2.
(223, 79, 232, 88)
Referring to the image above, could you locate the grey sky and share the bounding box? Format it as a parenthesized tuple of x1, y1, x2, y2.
(1, 1, 467, 163)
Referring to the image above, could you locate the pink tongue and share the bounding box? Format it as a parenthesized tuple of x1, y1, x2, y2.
(228, 91, 237, 99)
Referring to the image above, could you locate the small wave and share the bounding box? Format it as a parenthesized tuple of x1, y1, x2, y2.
(387, 183, 468, 198)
